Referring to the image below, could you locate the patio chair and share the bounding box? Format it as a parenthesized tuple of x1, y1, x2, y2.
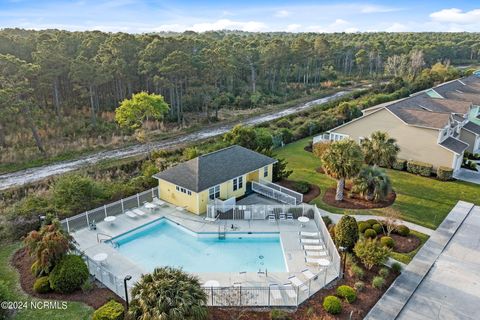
(132, 208, 147, 216)
(269, 284, 283, 301)
(268, 215, 276, 223)
(303, 245, 324, 251)
(300, 238, 320, 244)
(286, 213, 294, 221)
(125, 210, 137, 218)
(302, 269, 317, 281)
(279, 213, 286, 221)
(305, 257, 331, 266)
(287, 275, 308, 292)
(305, 250, 328, 257)
(152, 197, 166, 206)
(300, 231, 319, 238)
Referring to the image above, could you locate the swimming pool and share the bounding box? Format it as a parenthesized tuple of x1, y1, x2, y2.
(109, 218, 288, 273)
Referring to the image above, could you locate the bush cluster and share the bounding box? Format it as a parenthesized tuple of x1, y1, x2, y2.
(436, 166, 454, 181)
(380, 236, 395, 248)
(406, 160, 433, 177)
(396, 225, 410, 236)
(269, 309, 291, 320)
(93, 300, 125, 320)
(392, 159, 407, 171)
(49, 255, 89, 293)
(364, 229, 377, 239)
(358, 221, 370, 233)
(372, 223, 383, 234)
(336, 285, 357, 303)
(33, 276, 51, 293)
(323, 295, 342, 314)
(292, 181, 310, 194)
(372, 276, 385, 289)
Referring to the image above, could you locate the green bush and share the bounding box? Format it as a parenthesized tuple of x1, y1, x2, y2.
(81, 278, 94, 293)
(323, 295, 342, 315)
(322, 215, 333, 227)
(380, 236, 395, 248)
(407, 160, 433, 177)
(33, 276, 51, 293)
(392, 159, 407, 171)
(350, 264, 365, 279)
(366, 219, 378, 226)
(354, 281, 365, 292)
(293, 181, 310, 194)
(334, 215, 359, 251)
(372, 223, 383, 234)
(396, 225, 410, 236)
(30, 260, 43, 277)
(436, 166, 454, 181)
(372, 276, 385, 289)
(354, 239, 391, 270)
(270, 308, 290, 320)
(364, 229, 377, 239)
(93, 300, 125, 320)
(49, 255, 89, 293)
(391, 262, 402, 273)
(358, 221, 370, 233)
(379, 267, 390, 278)
(336, 285, 357, 303)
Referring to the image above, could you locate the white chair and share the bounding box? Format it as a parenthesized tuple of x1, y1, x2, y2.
(300, 231, 319, 238)
(305, 250, 328, 257)
(288, 275, 308, 292)
(302, 269, 317, 281)
(305, 257, 331, 266)
(125, 210, 137, 218)
(301, 238, 320, 244)
(132, 208, 146, 216)
(303, 245, 324, 251)
(286, 213, 294, 221)
(152, 197, 166, 206)
(279, 213, 286, 221)
(268, 215, 276, 223)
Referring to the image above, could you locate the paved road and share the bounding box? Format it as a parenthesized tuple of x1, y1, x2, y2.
(0, 91, 349, 191)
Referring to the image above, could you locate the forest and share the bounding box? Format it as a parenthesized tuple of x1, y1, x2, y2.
(0, 29, 479, 167)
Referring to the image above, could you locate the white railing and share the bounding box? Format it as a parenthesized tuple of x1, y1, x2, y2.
(313, 133, 330, 144)
(206, 203, 315, 221)
(251, 181, 297, 205)
(259, 180, 303, 204)
(61, 187, 159, 233)
(313, 207, 341, 275)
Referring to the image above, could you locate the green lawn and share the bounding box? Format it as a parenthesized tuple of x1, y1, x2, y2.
(275, 137, 480, 229)
(0, 243, 92, 320)
(390, 230, 429, 264)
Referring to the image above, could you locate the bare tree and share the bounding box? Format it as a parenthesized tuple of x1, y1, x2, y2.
(409, 49, 425, 78)
(381, 207, 401, 236)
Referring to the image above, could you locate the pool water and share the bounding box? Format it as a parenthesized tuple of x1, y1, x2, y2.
(110, 218, 287, 273)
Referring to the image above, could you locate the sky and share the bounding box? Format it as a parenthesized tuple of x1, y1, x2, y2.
(1, 0, 480, 33)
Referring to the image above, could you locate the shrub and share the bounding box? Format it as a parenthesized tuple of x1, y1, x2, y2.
(30, 260, 42, 277)
(293, 181, 310, 194)
(312, 141, 331, 158)
(354, 239, 391, 270)
(350, 264, 365, 279)
(354, 281, 365, 292)
(379, 267, 390, 278)
(372, 276, 385, 289)
(366, 219, 378, 226)
(391, 262, 402, 273)
(49, 255, 89, 293)
(407, 160, 433, 177)
(392, 159, 407, 171)
(81, 278, 94, 293)
(93, 300, 125, 320)
(380, 236, 395, 248)
(270, 309, 290, 320)
(372, 223, 383, 234)
(358, 221, 370, 233)
(322, 215, 333, 227)
(364, 229, 377, 239)
(334, 215, 359, 251)
(33, 276, 51, 293)
(323, 295, 342, 315)
(436, 166, 453, 181)
(396, 225, 410, 236)
(336, 285, 357, 303)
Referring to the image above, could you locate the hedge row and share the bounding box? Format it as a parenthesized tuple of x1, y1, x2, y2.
(392, 159, 453, 181)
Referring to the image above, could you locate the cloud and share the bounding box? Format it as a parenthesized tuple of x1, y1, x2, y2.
(307, 19, 355, 33)
(430, 8, 480, 24)
(274, 10, 290, 18)
(190, 19, 266, 32)
(386, 22, 408, 32)
(286, 23, 301, 32)
(359, 5, 400, 14)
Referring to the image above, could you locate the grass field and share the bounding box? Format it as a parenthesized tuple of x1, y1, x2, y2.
(275, 137, 480, 229)
(0, 243, 93, 320)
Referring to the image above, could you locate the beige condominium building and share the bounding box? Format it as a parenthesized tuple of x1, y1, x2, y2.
(314, 74, 480, 172)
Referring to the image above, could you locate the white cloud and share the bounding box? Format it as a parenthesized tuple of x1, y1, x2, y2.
(190, 19, 266, 32)
(359, 5, 399, 14)
(344, 27, 359, 33)
(386, 22, 408, 32)
(286, 23, 301, 32)
(430, 8, 480, 24)
(275, 10, 290, 18)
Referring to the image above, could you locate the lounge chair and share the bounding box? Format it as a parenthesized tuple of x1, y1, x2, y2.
(283, 284, 297, 299)
(152, 197, 166, 206)
(305, 257, 331, 266)
(286, 213, 294, 221)
(269, 284, 282, 300)
(300, 231, 319, 238)
(288, 276, 308, 292)
(125, 210, 137, 218)
(279, 213, 286, 221)
(305, 250, 328, 257)
(132, 208, 146, 216)
(303, 245, 324, 251)
(302, 269, 317, 281)
(301, 238, 320, 244)
(268, 215, 276, 223)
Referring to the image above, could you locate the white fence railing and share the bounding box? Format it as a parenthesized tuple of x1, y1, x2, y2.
(206, 203, 315, 220)
(313, 133, 330, 144)
(251, 181, 297, 205)
(61, 187, 159, 233)
(259, 180, 303, 204)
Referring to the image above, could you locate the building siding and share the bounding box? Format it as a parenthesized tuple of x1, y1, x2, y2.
(332, 108, 456, 169)
(158, 179, 200, 214)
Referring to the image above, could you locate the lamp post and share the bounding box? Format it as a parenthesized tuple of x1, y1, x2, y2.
(124, 275, 132, 310)
(339, 246, 347, 279)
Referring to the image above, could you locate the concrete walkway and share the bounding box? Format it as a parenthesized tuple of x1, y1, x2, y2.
(454, 167, 480, 185)
(365, 201, 478, 320)
(326, 212, 435, 236)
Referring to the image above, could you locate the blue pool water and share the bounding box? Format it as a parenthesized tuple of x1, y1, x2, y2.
(110, 218, 287, 273)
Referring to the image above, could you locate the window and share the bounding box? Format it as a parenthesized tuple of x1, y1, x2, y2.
(233, 176, 243, 191)
(209, 185, 220, 200)
(263, 166, 269, 178)
(176, 185, 191, 196)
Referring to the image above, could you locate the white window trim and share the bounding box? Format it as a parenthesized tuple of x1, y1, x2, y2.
(209, 185, 220, 200)
(233, 176, 244, 191)
(263, 166, 269, 178)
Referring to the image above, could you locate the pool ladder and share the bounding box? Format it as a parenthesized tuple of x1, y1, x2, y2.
(218, 224, 227, 240)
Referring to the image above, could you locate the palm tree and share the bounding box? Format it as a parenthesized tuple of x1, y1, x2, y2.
(361, 131, 400, 167)
(128, 267, 208, 320)
(352, 166, 392, 202)
(321, 139, 364, 201)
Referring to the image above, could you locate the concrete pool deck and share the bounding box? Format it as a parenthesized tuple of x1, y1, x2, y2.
(72, 201, 339, 305)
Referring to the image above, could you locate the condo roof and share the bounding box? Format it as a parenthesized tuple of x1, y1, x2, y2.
(390, 108, 452, 129)
(153, 145, 277, 192)
(463, 121, 480, 135)
(439, 137, 469, 154)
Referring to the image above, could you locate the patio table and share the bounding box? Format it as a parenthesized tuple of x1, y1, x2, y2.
(104, 216, 116, 224)
(93, 253, 108, 263)
(144, 202, 157, 212)
(298, 216, 310, 227)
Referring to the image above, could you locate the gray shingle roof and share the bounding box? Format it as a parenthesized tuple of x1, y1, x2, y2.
(433, 79, 480, 99)
(153, 145, 277, 192)
(439, 137, 469, 154)
(463, 121, 480, 135)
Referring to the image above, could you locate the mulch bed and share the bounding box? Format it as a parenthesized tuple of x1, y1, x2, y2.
(316, 166, 325, 174)
(304, 144, 313, 153)
(277, 179, 321, 203)
(322, 186, 396, 210)
(11, 248, 122, 309)
(391, 234, 421, 253)
(208, 265, 398, 320)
